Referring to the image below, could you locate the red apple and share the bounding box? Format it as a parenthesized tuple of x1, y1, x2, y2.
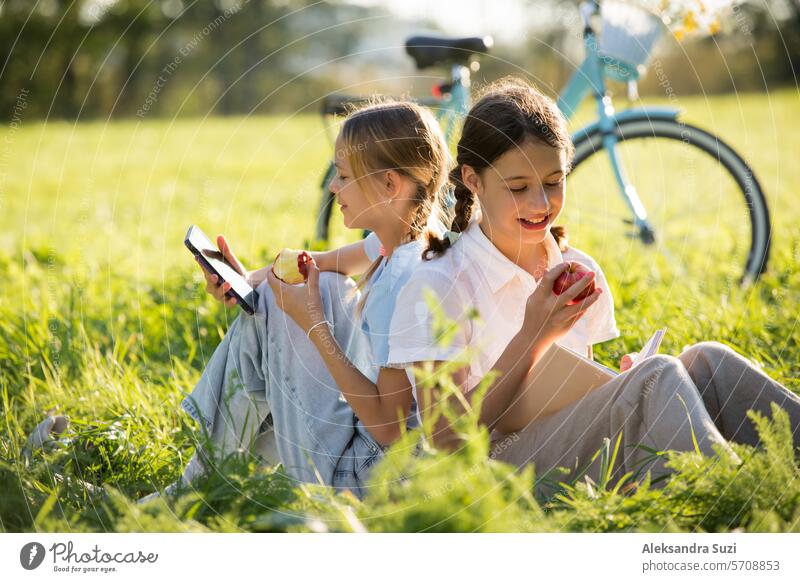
(272, 248, 312, 284)
(552, 261, 595, 303)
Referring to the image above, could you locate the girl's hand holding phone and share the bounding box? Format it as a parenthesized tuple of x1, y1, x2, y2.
(195, 234, 250, 308)
(523, 262, 602, 345)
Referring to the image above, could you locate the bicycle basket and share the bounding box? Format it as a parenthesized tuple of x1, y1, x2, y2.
(600, 0, 664, 70)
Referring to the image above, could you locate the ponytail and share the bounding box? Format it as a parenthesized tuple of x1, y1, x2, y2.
(550, 224, 568, 252)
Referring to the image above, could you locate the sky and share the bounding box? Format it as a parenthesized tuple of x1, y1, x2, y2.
(346, 0, 545, 41)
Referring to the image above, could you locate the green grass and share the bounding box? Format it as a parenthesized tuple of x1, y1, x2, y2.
(1, 90, 799, 532)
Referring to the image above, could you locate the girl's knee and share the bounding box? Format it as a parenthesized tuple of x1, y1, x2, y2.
(700, 340, 733, 356)
(680, 341, 733, 363)
(255, 278, 272, 297)
(257, 271, 354, 296)
(626, 355, 683, 398)
(633, 354, 679, 374)
(318, 272, 360, 311)
(254, 272, 357, 315)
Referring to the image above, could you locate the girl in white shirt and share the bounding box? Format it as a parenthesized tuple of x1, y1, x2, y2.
(384, 77, 800, 492)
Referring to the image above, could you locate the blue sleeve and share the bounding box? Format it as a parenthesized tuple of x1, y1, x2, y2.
(363, 232, 382, 262)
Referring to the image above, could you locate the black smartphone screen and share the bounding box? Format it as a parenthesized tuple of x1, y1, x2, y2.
(184, 225, 257, 314)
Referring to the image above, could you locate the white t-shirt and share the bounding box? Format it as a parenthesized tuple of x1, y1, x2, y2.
(385, 219, 620, 424)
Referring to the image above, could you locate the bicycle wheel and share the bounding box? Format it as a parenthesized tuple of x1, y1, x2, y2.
(567, 118, 771, 286)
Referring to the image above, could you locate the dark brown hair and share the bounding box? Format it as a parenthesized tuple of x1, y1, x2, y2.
(425, 76, 574, 259)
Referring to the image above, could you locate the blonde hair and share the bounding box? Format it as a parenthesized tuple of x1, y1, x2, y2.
(338, 99, 449, 315)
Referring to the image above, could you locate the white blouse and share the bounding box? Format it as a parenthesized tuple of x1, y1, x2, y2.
(385, 219, 620, 405)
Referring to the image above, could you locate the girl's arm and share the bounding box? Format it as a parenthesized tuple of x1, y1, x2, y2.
(246, 237, 377, 287)
(309, 236, 377, 276)
(306, 325, 413, 445)
(415, 320, 554, 451)
(266, 261, 412, 446)
(498, 255, 621, 428)
(414, 363, 470, 451)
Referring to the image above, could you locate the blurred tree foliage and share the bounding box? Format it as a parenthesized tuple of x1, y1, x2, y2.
(0, 0, 388, 119)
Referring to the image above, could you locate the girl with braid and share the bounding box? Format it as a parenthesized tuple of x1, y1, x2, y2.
(383, 77, 800, 493)
(145, 100, 450, 502)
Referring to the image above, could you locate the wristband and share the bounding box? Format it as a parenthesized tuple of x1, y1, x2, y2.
(307, 319, 332, 338)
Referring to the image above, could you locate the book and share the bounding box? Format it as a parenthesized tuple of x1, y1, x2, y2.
(629, 328, 667, 369)
(521, 328, 667, 419)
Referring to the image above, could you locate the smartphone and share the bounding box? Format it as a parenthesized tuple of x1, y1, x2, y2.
(184, 225, 257, 315)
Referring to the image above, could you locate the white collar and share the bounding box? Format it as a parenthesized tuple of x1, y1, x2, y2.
(458, 220, 563, 294)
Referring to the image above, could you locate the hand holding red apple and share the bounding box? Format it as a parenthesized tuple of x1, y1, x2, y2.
(272, 248, 313, 285)
(266, 254, 325, 334)
(523, 261, 603, 347)
(552, 261, 596, 304)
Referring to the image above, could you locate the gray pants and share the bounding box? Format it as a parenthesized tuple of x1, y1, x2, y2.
(490, 342, 800, 496)
(180, 273, 383, 498)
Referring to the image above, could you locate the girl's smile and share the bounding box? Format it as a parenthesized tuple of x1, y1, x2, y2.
(465, 139, 567, 262)
(330, 135, 362, 228)
(518, 213, 552, 231)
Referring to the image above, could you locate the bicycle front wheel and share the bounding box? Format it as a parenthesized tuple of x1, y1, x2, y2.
(567, 118, 771, 286)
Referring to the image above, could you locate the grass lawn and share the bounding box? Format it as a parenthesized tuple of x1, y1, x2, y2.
(1, 89, 799, 532)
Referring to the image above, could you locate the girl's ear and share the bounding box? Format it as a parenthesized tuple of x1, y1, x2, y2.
(383, 169, 405, 201)
(461, 165, 482, 197)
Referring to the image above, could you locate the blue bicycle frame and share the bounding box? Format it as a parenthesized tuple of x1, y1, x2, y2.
(433, 64, 473, 140)
(557, 1, 681, 240)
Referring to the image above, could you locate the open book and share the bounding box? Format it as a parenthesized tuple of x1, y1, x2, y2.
(521, 328, 667, 419)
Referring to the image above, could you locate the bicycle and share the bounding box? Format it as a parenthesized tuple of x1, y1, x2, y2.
(314, 0, 771, 285)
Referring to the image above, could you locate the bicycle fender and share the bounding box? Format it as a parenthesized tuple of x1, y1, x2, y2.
(572, 107, 680, 144)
